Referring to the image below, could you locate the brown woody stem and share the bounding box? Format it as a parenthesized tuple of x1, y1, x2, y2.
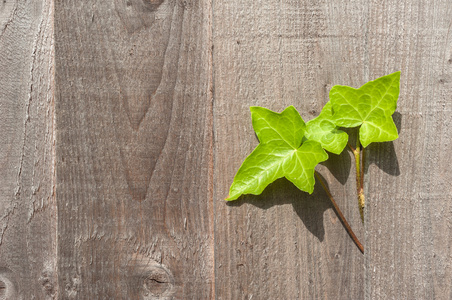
(314, 171, 364, 254)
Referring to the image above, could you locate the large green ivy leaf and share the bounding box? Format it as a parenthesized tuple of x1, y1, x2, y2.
(330, 71, 400, 147)
(226, 106, 328, 201)
(305, 102, 348, 154)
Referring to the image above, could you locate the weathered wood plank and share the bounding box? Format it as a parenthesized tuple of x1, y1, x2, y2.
(364, 1, 452, 299)
(0, 0, 56, 299)
(54, 0, 213, 298)
(213, 1, 367, 299)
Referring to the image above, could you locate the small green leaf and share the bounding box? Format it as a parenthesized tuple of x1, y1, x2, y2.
(305, 102, 349, 154)
(330, 71, 400, 147)
(226, 106, 328, 201)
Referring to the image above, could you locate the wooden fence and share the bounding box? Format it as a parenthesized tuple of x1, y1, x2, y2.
(1, 0, 451, 298)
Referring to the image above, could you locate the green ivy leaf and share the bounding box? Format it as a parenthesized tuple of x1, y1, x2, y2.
(226, 106, 328, 201)
(330, 71, 400, 147)
(305, 102, 349, 154)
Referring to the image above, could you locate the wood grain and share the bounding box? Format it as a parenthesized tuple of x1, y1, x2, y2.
(0, 0, 56, 299)
(1, 0, 451, 298)
(214, 0, 452, 299)
(213, 1, 366, 299)
(364, 1, 452, 299)
(54, 0, 213, 298)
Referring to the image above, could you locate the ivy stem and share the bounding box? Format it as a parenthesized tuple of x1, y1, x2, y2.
(314, 171, 364, 254)
(354, 133, 365, 223)
(361, 147, 365, 190)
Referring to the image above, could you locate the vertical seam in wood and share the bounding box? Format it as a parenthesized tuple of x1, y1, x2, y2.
(210, 0, 217, 297)
(50, 0, 58, 297)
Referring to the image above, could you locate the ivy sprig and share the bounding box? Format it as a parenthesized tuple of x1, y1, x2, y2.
(226, 71, 401, 254)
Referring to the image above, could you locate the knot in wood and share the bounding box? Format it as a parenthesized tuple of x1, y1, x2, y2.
(142, 266, 174, 297)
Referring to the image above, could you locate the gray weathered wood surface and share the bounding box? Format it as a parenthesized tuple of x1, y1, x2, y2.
(0, 0, 56, 299)
(364, 1, 452, 299)
(214, 1, 452, 299)
(54, 0, 213, 298)
(0, 0, 451, 298)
